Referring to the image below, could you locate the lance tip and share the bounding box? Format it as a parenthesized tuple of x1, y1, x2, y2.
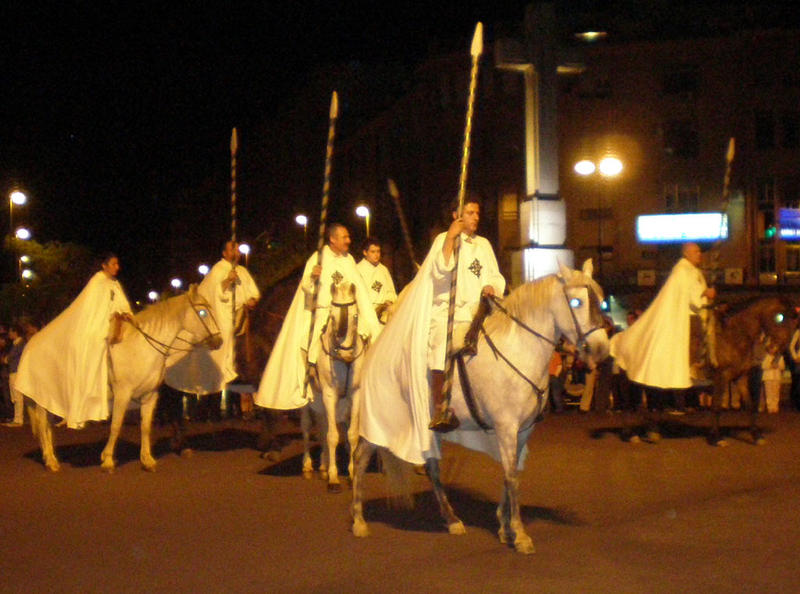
(231, 127, 238, 153)
(726, 137, 735, 162)
(471, 22, 484, 57)
(330, 91, 339, 119)
(387, 178, 399, 198)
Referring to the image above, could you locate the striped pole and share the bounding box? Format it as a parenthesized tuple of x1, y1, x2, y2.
(387, 178, 419, 270)
(442, 23, 483, 406)
(304, 91, 339, 394)
(230, 127, 239, 329)
(709, 137, 735, 285)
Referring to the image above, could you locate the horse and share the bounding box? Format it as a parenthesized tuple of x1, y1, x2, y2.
(27, 285, 222, 472)
(351, 260, 610, 554)
(706, 297, 797, 446)
(302, 280, 367, 492)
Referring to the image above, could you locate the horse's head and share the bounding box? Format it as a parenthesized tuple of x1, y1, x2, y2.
(556, 259, 610, 365)
(185, 284, 223, 350)
(756, 297, 798, 354)
(324, 281, 359, 363)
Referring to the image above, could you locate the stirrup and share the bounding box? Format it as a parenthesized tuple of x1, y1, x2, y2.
(428, 407, 460, 433)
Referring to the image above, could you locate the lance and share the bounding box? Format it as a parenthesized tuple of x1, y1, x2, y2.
(304, 91, 339, 396)
(708, 137, 735, 286)
(387, 178, 420, 270)
(230, 127, 239, 330)
(441, 23, 483, 408)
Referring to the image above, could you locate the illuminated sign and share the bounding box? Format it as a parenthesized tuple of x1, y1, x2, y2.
(779, 208, 800, 240)
(636, 213, 728, 244)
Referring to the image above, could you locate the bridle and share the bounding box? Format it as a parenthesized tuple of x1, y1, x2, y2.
(127, 292, 222, 358)
(321, 298, 365, 361)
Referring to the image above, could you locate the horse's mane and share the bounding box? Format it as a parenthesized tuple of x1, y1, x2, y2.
(483, 275, 561, 336)
(131, 292, 191, 337)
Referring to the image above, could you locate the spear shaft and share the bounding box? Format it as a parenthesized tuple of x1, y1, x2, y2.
(442, 23, 483, 405)
(387, 178, 419, 269)
(304, 92, 339, 395)
(230, 128, 239, 330)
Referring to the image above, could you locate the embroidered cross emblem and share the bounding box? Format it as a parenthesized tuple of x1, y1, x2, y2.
(331, 270, 343, 285)
(469, 258, 482, 278)
(371, 280, 383, 294)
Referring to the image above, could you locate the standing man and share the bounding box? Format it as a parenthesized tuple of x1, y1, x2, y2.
(166, 241, 260, 403)
(256, 223, 382, 410)
(356, 237, 397, 323)
(359, 195, 505, 465)
(611, 242, 716, 392)
(15, 254, 132, 429)
(2, 324, 26, 427)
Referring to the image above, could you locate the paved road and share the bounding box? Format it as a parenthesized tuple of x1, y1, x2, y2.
(1, 409, 799, 593)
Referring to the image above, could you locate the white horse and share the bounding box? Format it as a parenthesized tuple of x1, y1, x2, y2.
(302, 280, 367, 492)
(351, 260, 610, 553)
(28, 285, 222, 472)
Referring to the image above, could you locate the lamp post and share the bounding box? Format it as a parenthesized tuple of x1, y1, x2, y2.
(295, 214, 308, 246)
(238, 242, 251, 267)
(9, 190, 27, 235)
(355, 205, 370, 237)
(198, 264, 210, 276)
(14, 227, 31, 241)
(574, 156, 623, 279)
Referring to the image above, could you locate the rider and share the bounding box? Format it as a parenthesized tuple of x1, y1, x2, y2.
(255, 223, 381, 410)
(14, 253, 133, 429)
(166, 240, 260, 399)
(358, 193, 505, 465)
(610, 242, 716, 393)
(356, 237, 397, 323)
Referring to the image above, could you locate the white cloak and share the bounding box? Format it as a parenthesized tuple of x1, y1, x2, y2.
(15, 271, 132, 428)
(356, 259, 397, 306)
(255, 246, 382, 410)
(165, 259, 260, 395)
(610, 257, 707, 389)
(359, 232, 507, 464)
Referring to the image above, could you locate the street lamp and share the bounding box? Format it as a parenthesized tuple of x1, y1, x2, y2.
(355, 205, 370, 237)
(170, 278, 183, 290)
(238, 242, 251, 267)
(295, 214, 308, 245)
(198, 264, 210, 276)
(9, 190, 27, 235)
(147, 290, 159, 302)
(15, 227, 31, 240)
(574, 156, 623, 279)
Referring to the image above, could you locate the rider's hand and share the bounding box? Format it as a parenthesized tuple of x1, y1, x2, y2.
(311, 265, 322, 280)
(447, 217, 466, 240)
(704, 287, 716, 300)
(481, 286, 495, 298)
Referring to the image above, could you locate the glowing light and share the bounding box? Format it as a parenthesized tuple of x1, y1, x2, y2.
(148, 290, 159, 301)
(21, 269, 33, 279)
(574, 31, 607, 42)
(573, 160, 596, 176)
(15, 227, 31, 240)
(238, 243, 251, 255)
(636, 213, 728, 243)
(19, 255, 30, 263)
(295, 214, 308, 226)
(198, 264, 210, 275)
(9, 190, 27, 205)
(598, 157, 623, 177)
(355, 205, 370, 218)
(170, 278, 182, 289)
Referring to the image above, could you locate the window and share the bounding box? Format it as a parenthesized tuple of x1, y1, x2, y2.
(755, 110, 776, 150)
(663, 120, 699, 158)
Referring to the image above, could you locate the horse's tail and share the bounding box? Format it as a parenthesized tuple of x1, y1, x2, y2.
(377, 448, 415, 509)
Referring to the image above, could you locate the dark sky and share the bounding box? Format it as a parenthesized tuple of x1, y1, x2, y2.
(2, 1, 532, 297)
(3, 1, 798, 298)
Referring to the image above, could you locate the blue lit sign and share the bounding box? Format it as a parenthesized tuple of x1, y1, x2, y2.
(779, 208, 800, 241)
(636, 213, 728, 244)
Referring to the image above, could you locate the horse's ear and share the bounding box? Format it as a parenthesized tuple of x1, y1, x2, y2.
(557, 258, 572, 281)
(188, 283, 197, 298)
(582, 259, 594, 279)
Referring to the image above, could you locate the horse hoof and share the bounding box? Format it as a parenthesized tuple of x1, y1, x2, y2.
(45, 461, 61, 472)
(755, 436, 766, 446)
(627, 435, 641, 444)
(302, 470, 313, 480)
(514, 538, 536, 554)
(327, 482, 342, 494)
(180, 448, 194, 459)
(101, 464, 115, 473)
(260, 450, 280, 462)
(448, 521, 466, 535)
(142, 463, 157, 472)
(714, 439, 729, 447)
(352, 520, 370, 538)
(645, 431, 661, 444)
(498, 529, 510, 544)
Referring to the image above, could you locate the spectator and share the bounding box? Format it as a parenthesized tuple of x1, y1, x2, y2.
(761, 347, 784, 414)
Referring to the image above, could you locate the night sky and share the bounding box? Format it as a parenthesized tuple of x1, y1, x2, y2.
(3, 1, 798, 299)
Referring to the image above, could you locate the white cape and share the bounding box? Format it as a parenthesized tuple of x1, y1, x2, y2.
(15, 271, 132, 428)
(359, 232, 517, 465)
(165, 259, 260, 395)
(255, 246, 381, 410)
(610, 257, 707, 389)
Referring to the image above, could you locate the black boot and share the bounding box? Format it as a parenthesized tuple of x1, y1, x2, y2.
(428, 370, 460, 433)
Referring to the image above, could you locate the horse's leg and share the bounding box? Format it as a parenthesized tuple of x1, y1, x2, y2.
(709, 376, 727, 446)
(351, 438, 376, 537)
(101, 389, 131, 472)
(30, 403, 60, 472)
(497, 428, 535, 554)
(322, 387, 341, 492)
(139, 392, 158, 471)
(496, 484, 511, 544)
(424, 457, 465, 535)
(300, 405, 314, 478)
(749, 377, 766, 445)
